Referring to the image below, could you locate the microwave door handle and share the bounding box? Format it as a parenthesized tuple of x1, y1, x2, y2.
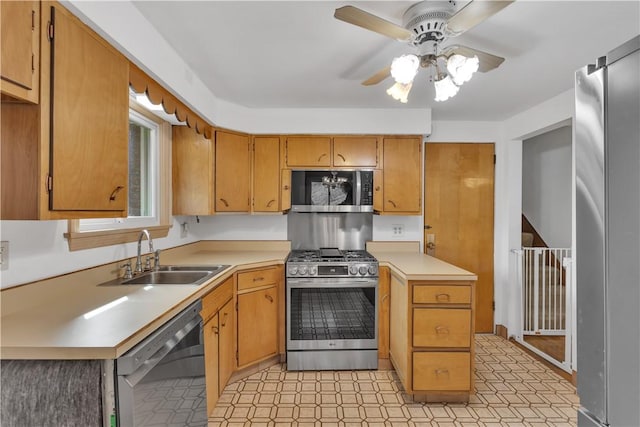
(355, 171, 361, 206)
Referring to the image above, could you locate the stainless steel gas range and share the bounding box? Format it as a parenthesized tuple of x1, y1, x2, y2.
(285, 248, 378, 371)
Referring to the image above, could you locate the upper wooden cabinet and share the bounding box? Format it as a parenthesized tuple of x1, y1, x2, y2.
(172, 126, 214, 215)
(1, 2, 129, 219)
(0, 1, 40, 103)
(252, 136, 281, 212)
(333, 136, 378, 167)
(379, 137, 422, 215)
(285, 136, 331, 167)
(284, 135, 380, 168)
(215, 130, 251, 212)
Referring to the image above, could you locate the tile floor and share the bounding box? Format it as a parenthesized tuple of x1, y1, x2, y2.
(209, 334, 579, 426)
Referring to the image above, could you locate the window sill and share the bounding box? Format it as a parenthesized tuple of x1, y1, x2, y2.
(65, 225, 171, 251)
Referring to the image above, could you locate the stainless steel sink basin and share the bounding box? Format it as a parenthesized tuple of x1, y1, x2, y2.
(116, 265, 231, 286)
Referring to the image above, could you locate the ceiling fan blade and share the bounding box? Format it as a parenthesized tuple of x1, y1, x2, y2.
(361, 66, 391, 86)
(446, 0, 515, 35)
(442, 45, 505, 72)
(334, 6, 412, 42)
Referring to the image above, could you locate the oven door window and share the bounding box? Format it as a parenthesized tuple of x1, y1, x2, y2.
(289, 287, 375, 340)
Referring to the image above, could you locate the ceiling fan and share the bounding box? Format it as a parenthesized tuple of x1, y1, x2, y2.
(334, 0, 515, 102)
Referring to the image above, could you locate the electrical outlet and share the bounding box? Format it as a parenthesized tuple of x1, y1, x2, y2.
(0, 241, 9, 271)
(392, 224, 404, 238)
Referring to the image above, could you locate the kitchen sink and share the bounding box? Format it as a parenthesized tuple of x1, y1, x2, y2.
(110, 265, 231, 286)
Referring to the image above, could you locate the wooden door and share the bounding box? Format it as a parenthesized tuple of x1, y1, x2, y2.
(424, 143, 495, 332)
(203, 313, 219, 415)
(49, 4, 129, 211)
(237, 286, 278, 367)
(218, 299, 234, 393)
(172, 126, 214, 215)
(333, 136, 378, 167)
(285, 136, 331, 167)
(215, 130, 250, 212)
(382, 137, 422, 213)
(378, 266, 391, 360)
(0, 1, 39, 102)
(253, 136, 280, 212)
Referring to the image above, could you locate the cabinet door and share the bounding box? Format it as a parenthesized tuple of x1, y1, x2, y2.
(378, 266, 391, 359)
(172, 126, 214, 215)
(253, 136, 280, 212)
(203, 313, 219, 415)
(215, 130, 250, 212)
(237, 286, 278, 367)
(285, 136, 331, 167)
(333, 136, 378, 167)
(218, 299, 234, 393)
(413, 352, 470, 391)
(0, 0, 39, 103)
(49, 5, 129, 211)
(382, 137, 422, 214)
(413, 308, 471, 348)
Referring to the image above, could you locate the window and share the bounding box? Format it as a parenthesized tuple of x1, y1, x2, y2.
(66, 98, 172, 250)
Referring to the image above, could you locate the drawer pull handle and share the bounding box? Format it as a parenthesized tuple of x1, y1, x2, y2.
(283, 185, 290, 190)
(221, 312, 229, 327)
(337, 153, 346, 162)
(212, 325, 219, 335)
(109, 186, 124, 201)
(435, 368, 450, 376)
(266, 199, 276, 207)
(388, 200, 397, 208)
(317, 153, 327, 162)
(435, 293, 451, 302)
(435, 325, 449, 334)
(265, 294, 274, 303)
(220, 198, 229, 207)
(381, 294, 389, 302)
(253, 276, 264, 282)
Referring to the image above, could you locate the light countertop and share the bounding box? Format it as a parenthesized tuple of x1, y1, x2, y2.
(1, 240, 475, 360)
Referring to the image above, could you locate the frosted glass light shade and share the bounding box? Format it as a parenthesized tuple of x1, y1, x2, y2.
(390, 54, 419, 84)
(434, 75, 459, 102)
(446, 54, 479, 86)
(386, 81, 413, 103)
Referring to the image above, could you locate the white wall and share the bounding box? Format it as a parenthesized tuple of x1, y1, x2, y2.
(522, 126, 573, 247)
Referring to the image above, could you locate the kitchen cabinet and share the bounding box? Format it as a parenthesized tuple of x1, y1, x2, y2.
(285, 136, 332, 167)
(0, 0, 40, 103)
(172, 126, 214, 215)
(201, 277, 233, 414)
(389, 272, 475, 402)
(1, 2, 129, 219)
(215, 130, 251, 212)
(284, 135, 380, 168)
(253, 136, 281, 212)
(378, 266, 391, 361)
(236, 266, 281, 368)
(333, 136, 378, 167)
(379, 137, 422, 215)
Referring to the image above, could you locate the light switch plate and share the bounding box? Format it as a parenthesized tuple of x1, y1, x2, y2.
(0, 241, 8, 270)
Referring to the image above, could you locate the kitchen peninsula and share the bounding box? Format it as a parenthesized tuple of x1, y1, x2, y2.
(0, 240, 476, 425)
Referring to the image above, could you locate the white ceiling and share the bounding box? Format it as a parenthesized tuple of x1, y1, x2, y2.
(132, 1, 639, 121)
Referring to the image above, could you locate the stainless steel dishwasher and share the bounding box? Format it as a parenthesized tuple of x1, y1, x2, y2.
(116, 301, 206, 427)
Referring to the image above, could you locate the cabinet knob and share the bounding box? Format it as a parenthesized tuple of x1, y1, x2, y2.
(435, 325, 449, 334)
(434, 368, 450, 376)
(253, 276, 264, 282)
(212, 325, 219, 335)
(283, 185, 290, 191)
(435, 293, 449, 302)
(221, 312, 229, 327)
(109, 186, 124, 201)
(375, 186, 380, 191)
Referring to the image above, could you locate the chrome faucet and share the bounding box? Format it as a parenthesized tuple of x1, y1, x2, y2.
(134, 229, 155, 275)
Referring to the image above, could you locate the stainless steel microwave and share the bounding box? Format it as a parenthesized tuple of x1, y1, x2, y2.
(290, 170, 373, 212)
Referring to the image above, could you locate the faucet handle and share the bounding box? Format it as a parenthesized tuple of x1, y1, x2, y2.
(120, 262, 133, 280)
(153, 249, 161, 270)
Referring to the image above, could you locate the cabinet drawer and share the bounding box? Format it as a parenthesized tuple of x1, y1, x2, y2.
(201, 277, 233, 323)
(413, 308, 471, 348)
(413, 352, 470, 391)
(237, 267, 280, 291)
(413, 285, 471, 304)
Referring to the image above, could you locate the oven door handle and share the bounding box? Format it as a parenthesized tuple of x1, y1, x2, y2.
(287, 278, 378, 287)
(119, 317, 201, 388)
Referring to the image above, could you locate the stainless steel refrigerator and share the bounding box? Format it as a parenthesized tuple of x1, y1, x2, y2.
(575, 35, 639, 427)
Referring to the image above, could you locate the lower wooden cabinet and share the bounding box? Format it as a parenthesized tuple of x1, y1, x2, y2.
(218, 299, 235, 393)
(378, 266, 391, 360)
(202, 311, 220, 413)
(389, 274, 475, 402)
(236, 267, 280, 368)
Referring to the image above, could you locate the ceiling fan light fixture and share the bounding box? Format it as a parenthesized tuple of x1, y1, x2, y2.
(446, 54, 479, 85)
(386, 81, 413, 103)
(390, 54, 420, 84)
(434, 74, 459, 102)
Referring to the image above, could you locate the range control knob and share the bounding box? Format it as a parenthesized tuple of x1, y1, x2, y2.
(299, 265, 308, 275)
(368, 265, 378, 276)
(359, 265, 368, 275)
(349, 265, 359, 275)
(288, 265, 298, 276)
(309, 266, 317, 276)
